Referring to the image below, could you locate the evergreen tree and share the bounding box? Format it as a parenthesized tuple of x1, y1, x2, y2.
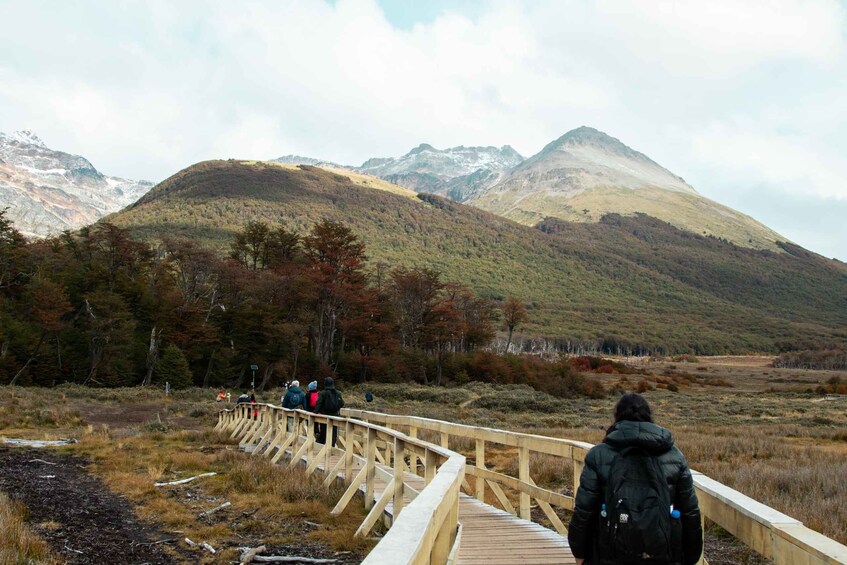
(154, 344, 193, 389)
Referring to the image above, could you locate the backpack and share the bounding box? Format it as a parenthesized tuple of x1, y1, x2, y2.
(598, 446, 676, 563)
(285, 389, 304, 409)
(307, 391, 319, 410)
(321, 389, 344, 414)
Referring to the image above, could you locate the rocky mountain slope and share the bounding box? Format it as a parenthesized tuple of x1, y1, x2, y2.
(0, 130, 153, 237)
(469, 127, 785, 250)
(107, 160, 847, 354)
(354, 143, 524, 201)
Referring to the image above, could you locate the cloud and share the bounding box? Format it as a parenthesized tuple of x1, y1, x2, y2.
(0, 0, 845, 258)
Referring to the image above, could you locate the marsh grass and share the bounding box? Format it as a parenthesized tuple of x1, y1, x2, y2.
(0, 491, 61, 565)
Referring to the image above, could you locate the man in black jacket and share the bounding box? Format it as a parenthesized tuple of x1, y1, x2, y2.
(315, 377, 344, 446)
(568, 393, 703, 565)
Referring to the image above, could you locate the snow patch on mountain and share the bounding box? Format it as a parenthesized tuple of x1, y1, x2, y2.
(0, 130, 154, 237)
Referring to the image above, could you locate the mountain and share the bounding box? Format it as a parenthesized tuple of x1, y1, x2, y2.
(469, 127, 784, 250)
(271, 154, 340, 167)
(0, 130, 153, 237)
(355, 143, 524, 201)
(107, 159, 847, 354)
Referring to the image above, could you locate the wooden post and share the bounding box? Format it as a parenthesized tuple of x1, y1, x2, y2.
(424, 449, 437, 486)
(475, 438, 485, 503)
(431, 488, 459, 564)
(365, 427, 377, 510)
(393, 437, 405, 519)
(408, 426, 418, 475)
(440, 432, 449, 449)
(519, 446, 530, 520)
(325, 418, 333, 472)
(344, 420, 354, 484)
(573, 455, 584, 496)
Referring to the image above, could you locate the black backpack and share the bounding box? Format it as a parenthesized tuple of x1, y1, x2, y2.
(322, 389, 344, 414)
(598, 446, 677, 563)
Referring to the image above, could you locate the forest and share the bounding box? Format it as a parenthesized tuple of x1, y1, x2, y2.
(0, 209, 598, 396)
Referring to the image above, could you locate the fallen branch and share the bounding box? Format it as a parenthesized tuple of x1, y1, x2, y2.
(155, 472, 218, 487)
(184, 538, 216, 554)
(240, 544, 267, 563)
(28, 458, 57, 465)
(199, 501, 231, 518)
(253, 557, 338, 564)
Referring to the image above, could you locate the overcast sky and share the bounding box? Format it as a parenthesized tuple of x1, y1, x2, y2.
(1, 0, 845, 260)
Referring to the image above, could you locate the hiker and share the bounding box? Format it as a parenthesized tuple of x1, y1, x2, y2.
(305, 381, 319, 412)
(568, 392, 703, 565)
(282, 380, 306, 410)
(315, 377, 344, 446)
(236, 392, 250, 405)
(249, 392, 258, 419)
(216, 387, 226, 402)
(305, 380, 320, 441)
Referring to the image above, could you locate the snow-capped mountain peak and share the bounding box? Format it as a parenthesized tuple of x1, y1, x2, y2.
(0, 131, 154, 237)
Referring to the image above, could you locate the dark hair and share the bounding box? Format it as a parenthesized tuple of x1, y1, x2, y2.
(613, 392, 653, 424)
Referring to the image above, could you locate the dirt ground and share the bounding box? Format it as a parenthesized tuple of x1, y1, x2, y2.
(0, 447, 187, 564)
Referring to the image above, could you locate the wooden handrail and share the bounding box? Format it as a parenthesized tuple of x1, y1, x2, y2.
(340, 408, 847, 565)
(216, 404, 847, 565)
(217, 404, 465, 565)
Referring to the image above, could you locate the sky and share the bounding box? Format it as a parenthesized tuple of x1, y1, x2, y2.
(1, 0, 846, 260)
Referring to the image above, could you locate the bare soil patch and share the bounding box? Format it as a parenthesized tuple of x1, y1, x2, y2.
(0, 446, 188, 564)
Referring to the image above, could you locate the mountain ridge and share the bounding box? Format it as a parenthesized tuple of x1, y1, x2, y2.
(105, 159, 847, 355)
(0, 130, 153, 237)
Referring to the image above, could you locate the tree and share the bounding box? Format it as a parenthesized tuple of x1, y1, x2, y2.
(9, 279, 72, 385)
(231, 221, 271, 271)
(154, 344, 193, 389)
(303, 220, 367, 365)
(502, 297, 528, 353)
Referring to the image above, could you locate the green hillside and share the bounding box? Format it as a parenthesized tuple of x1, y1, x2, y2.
(108, 160, 847, 354)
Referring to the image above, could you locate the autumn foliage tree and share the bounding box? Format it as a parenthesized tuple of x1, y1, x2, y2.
(502, 297, 528, 353)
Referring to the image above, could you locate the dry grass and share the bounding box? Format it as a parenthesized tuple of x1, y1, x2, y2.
(0, 491, 61, 565)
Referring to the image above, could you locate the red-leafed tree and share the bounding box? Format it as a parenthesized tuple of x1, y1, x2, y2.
(303, 220, 368, 366)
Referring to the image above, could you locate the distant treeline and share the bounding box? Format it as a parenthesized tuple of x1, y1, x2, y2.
(773, 348, 847, 371)
(0, 210, 597, 397)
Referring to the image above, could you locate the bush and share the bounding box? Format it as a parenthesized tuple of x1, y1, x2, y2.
(154, 345, 193, 389)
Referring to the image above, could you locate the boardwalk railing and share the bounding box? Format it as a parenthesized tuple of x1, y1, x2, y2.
(342, 409, 847, 565)
(217, 403, 464, 565)
(217, 404, 847, 565)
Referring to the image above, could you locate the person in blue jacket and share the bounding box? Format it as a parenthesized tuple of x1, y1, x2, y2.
(281, 380, 306, 410)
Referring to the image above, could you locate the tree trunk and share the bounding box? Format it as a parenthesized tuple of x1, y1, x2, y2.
(202, 346, 219, 388)
(505, 326, 514, 354)
(142, 327, 162, 387)
(258, 363, 274, 392)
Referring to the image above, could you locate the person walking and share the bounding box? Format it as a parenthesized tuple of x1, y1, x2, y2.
(568, 392, 703, 565)
(305, 381, 319, 412)
(281, 380, 306, 410)
(315, 377, 344, 447)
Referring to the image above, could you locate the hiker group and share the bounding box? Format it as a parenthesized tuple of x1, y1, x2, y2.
(280, 377, 344, 446)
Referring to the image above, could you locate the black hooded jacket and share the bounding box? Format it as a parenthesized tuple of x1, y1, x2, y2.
(567, 420, 703, 565)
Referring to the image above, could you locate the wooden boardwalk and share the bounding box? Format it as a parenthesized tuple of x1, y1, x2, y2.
(253, 439, 575, 564)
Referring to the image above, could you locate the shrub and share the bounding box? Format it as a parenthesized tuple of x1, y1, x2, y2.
(155, 345, 193, 389)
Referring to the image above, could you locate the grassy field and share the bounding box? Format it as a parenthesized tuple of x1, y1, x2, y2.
(0, 386, 373, 564)
(1, 357, 846, 562)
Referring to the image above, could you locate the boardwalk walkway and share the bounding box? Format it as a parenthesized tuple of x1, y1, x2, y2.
(249, 441, 575, 564)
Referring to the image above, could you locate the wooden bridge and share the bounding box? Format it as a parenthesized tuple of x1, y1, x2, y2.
(217, 404, 847, 565)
